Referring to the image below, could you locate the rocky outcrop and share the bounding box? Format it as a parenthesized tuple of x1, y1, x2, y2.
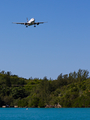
(2, 106, 6, 108)
(45, 103, 62, 108)
(14, 106, 18, 108)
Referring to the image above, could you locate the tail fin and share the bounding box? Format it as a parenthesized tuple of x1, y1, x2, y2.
(26, 18, 28, 22)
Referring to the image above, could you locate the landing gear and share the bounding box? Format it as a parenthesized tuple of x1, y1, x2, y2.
(26, 26, 28, 28)
(34, 23, 36, 27)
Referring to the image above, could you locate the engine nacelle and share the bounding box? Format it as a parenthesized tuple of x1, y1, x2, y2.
(37, 23, 39, 25)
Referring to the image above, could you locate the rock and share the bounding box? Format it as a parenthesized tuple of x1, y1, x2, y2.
(45, 103, 62, 108)
(2, 106, 6, 108)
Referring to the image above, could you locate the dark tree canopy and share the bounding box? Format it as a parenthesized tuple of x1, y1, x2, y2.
(0, 69, 90, 108)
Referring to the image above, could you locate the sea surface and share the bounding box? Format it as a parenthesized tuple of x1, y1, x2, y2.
(0, 108, 90, 120)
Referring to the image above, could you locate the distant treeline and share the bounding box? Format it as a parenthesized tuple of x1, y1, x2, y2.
(0, 69, 90, 108)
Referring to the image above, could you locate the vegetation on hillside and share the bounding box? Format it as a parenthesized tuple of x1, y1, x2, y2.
(0, 69, 90, 108)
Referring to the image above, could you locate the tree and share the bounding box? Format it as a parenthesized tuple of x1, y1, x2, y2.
(38, 77, 51, 105)
(57, 73, 68, 87)
(3, 96, 13, 106)
(18, 99, 28, 107)
(0, 97, 3, 107)
(57, 73, 63, 80)
(5, 71, 11, 87)
(11, 87, 26, 99)
(77, 69, 89, 81)
(30, 97, 39, 107)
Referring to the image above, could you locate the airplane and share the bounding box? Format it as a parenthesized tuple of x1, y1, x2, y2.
(13, 18, 47, 27)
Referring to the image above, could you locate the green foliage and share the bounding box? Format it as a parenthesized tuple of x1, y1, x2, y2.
(18, 98, 28, 107)
(0, 97, 3, 107)
(3, 96, 13, 105)
(30, 97, 39, 107)
(11, 87, 26, 99)
(0, 69, 90, 108)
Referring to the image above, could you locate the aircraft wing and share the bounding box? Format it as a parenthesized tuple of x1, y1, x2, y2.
(34, 22, 47, 25)
(12, 22, 28, 25)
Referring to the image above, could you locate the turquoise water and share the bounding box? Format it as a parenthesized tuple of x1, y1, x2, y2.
(0, 108, 90, 120)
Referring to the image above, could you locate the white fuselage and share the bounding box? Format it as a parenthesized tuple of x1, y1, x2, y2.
(13, 17, 46, 27)
(28, 18, 35, 25)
